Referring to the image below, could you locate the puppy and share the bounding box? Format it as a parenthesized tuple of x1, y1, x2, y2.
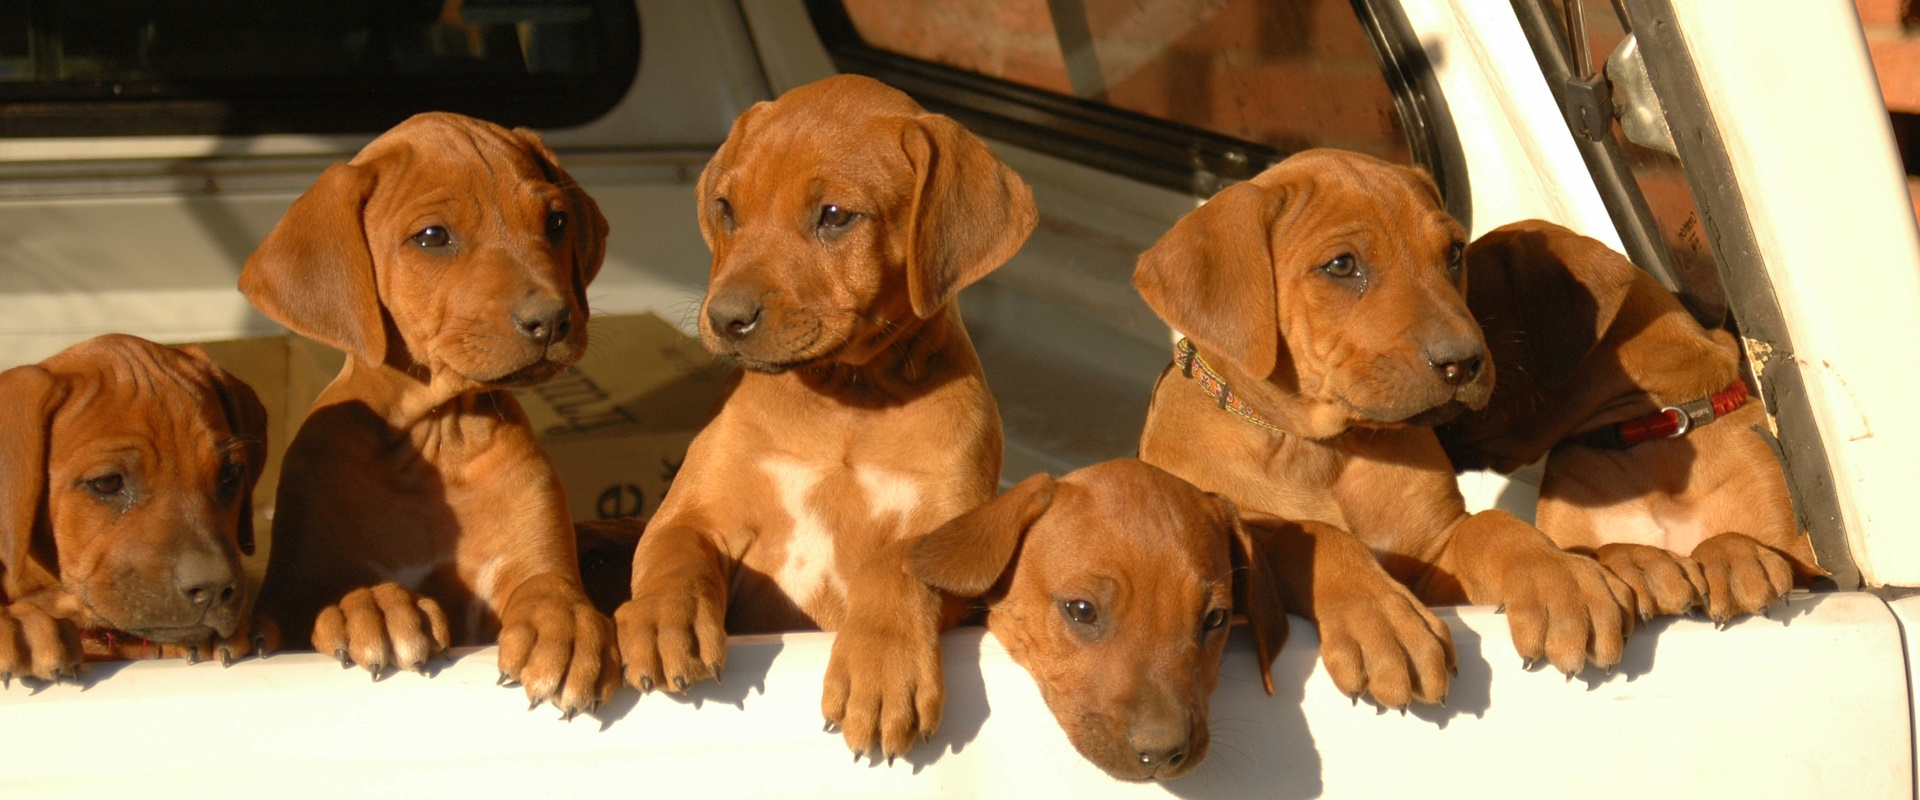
(0, 334, 266, 682)
(1439, 220, 1822, 622)
(613, 74, 1034, 752)
(240, 112, 617, 715)
(896, 459, 1298, 782)
(1135, 149, 1633, 695)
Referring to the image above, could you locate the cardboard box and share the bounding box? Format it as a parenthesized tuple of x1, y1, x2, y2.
(193, 313, 733, 583)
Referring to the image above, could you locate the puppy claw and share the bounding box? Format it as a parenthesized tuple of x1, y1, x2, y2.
(824, 719, 840, 734)
(335, 649, 351, 668)
(497, 671, 510, 687)
(710, 663, 723, 685)
(1397, 705, 1408, 716)
(1439, 693, 1448, 708)
(887, 755, 896, 767)
(1495, 603, 1506, 614)
(1, 672, 11, 689)
(639, 676, 654, 694)
(673, 676, 687, 692)
(529, 697, 541, 712)
(186, 649, 200, 666)
(563, 708, 578, 722)
(1521, 657, 1535, 671)
(1348, 692, 1359, 707)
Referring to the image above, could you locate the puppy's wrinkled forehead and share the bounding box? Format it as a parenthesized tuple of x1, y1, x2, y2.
(352, 113, 562, 209)
(710, 76, 925, 202)
(1256, 149, 1457, 239)
(1047, 463, 1227, 574)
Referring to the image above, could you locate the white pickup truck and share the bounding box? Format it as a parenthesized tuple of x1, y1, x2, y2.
(3, 1, 1917, 796)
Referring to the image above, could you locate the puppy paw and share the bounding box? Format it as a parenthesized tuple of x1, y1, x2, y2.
(0, 603, 81, 686)
(1315, 575, 1456, 710)
(310, 583, 452, 678)
(614, 588, 726, 695)
(1594, 543, 1708, 621)
(1499, 550, 1636, 677)
(1691, 533, 1795, 624)
(163, 616, 263, 667)
(497, 590, 619, 718)
(821, 614, 943, 762)
(247, 615, 284, 658)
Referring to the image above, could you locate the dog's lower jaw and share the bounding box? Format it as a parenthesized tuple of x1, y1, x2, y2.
(484, 358, 568, 388)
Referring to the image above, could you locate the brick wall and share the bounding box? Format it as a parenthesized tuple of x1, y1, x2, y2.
(1858, 0, 1920, 227)
(841, 0, 1409, 163)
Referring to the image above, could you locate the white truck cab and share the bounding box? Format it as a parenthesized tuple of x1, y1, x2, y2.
(3, 1, 1917, 796)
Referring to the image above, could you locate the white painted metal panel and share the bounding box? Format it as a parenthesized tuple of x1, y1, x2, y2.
(3, 594, 1905, 798)
(1670, 0, 1920, 586)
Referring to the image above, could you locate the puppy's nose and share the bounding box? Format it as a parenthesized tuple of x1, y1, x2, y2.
(706, 290, 764, 341)
(1128, 725, 1190, 774)
(513, 299, 573, 346)
(174, 554, 239, 612)
(1427, 338, 1486, 387)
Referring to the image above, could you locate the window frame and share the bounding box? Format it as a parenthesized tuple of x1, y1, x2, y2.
(802, 0, 1470, 221)
(0, 0, 642, 138)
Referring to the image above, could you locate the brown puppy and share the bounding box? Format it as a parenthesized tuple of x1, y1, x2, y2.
(241, 112, 617, 716)
(1439, 220, 1822, 622)
(1135, 150, 1634, 694)
(613, 75, 1033, 751)
(898, 459, 1296, 782)
(0, 334, 266, 682)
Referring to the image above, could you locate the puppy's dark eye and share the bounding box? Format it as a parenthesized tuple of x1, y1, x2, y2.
(1061, 599, 1098, 626)
(1447, 241, 1466, 279)
(817, 204, 858, 230)
(84, 473, 125, 497)
(410, 226, 452, 248)
(217, 461, 246, 494)
(546, 211, 568, 240)
(1322, 254, 1358, 278)
(1203, 608, 1229, 632)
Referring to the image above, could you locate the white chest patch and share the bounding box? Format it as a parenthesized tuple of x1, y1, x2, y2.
(373, 554, 452, 592)
(466, 556, 506, 637)
(854, 464, 923, 525)
(762, 456, 848, 610)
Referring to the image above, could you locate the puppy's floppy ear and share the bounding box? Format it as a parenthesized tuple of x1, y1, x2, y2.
(694, 101, 772, 252)
(908, 473, 1055, 598)
(240, 162, 385, 362)
(0, 365, 67, 598)
(1134, 180, 1285, 378)
(1220, 495, 1288, 696)
(1391, 163, 1447, 212)
(1464, 223, 1637, 392)
(512, 127, 609, 290)
(177, 345, 269, 558)
(900, 114, 1039, 318)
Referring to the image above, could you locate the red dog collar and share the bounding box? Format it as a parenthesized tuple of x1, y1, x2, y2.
(1574, 381, 1749, 449)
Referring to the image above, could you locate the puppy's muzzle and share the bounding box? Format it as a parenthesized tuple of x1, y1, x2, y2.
(513, 296, 574, 348)
(1427, 336, 1486, 389)
(706, 287, 764, 343)
(1127, 720, 1195, 780)
(99, 545, 245, 641)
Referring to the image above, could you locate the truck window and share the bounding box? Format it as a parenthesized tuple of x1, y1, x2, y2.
(0, 0, 640, 137)
(806, 0, 1465, 215)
